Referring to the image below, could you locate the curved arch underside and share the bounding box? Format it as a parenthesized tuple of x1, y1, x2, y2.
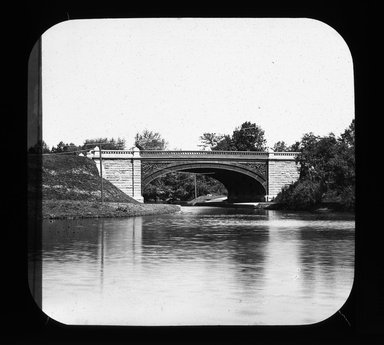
(143, 162, 267, 202)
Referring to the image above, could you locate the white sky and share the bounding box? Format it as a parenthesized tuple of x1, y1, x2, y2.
(41, 18, 354, 150)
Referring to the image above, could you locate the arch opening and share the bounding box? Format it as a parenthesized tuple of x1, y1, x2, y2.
(143, 171, 228, 203)
(143, 163, 267, 202)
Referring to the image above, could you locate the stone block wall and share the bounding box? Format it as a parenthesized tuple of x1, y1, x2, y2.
(94, 158, 144, 202)
(267, 160, 300, 200)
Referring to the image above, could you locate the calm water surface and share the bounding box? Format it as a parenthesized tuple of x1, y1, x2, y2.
(40, 207, 354, 325)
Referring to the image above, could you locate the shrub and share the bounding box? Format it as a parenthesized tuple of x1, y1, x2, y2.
(275, 179, 323, 210)
(338, 185, 355, 210)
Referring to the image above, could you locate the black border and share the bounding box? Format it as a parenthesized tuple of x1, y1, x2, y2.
(9, 1, 379, 345)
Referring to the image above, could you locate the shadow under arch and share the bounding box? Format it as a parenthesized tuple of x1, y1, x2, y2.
(142, 162, 267, 202)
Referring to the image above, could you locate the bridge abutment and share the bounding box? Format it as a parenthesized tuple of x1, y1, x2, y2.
(266, 158, 300, 201)
(89, 147, 144, 203)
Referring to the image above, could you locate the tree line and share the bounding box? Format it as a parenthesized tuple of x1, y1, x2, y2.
(30, 137, 127, 154)
(30, 121, 296, 154)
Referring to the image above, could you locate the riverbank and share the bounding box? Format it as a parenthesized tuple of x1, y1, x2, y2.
(42, 199, 181, 219)
(193, 201, 276, 209)
(266, 201, 353, 213)
(189, 200, 352, 213)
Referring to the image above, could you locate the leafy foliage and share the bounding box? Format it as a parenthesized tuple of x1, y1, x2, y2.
(273, 141, 301, 152)
(275, 120, 355, 210)
(276, 179, 323, 210)
(50, 141, 81, 154)
(288, 141, 301, 152)
(202, 121, 267, 151)
(231, 121, 267, 151)
(81, 137, 126, 150)
(273, 141, 289, 152)
(143, 173, 227, 202)
(135, 129, 167, 150)
(212, 135, 236, 151)
(198, 133, 224, 149)
(340, 119, 355, 149)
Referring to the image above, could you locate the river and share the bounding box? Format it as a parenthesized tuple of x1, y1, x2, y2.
(38, 206, 355, 326)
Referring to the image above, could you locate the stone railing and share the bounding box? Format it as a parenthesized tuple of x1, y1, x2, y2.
(141, 150, 266, 156)
(86, 147, 298, 160)
(273, 152, 299, 157)
(86, 146, 138, 159)
(141, 150, 298, 160)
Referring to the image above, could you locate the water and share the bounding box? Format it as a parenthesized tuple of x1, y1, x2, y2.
(38, 207, 355, 325)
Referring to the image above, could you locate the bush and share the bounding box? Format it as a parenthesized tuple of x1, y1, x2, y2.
(275, 179, 323, 210)
(338, 185, 355, 210)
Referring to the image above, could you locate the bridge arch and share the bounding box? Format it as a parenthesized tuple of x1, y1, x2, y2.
(88, 149, 300, 203)
(142, 162, 267, 202)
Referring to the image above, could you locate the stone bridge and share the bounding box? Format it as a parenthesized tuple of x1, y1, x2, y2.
(86, 148, 300, 203)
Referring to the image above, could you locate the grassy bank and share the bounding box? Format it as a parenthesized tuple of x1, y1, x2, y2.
(28, 154, 181, 219)
(42, 200, 180, 219)
(40, 154, 139, 203)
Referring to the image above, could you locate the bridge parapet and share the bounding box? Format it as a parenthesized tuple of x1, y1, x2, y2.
(87, 149, 298, 160)
(86, 148, 140, 159)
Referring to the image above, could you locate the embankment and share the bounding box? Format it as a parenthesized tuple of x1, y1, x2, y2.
(42, 200, 180, 219)
(29, 154, 180, 219)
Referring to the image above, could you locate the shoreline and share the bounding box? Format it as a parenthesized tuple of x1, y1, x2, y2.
(186, 201, 354, 213)
(38, 199, 353, 220)
(192, 201, 275, 209)
(41, 199, 181, 219)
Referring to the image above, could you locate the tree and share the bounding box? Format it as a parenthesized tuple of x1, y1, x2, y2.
(212, 134, 236, 151)
(198, 133, 224, 149)
(51, 141, 81, 153)
(210, 121, 267, 151)
(276, 179, 323, 209)
(134, 129, 167, 150)
(340, 119, 355, 149)
(51, 141, 65, 153)
(273, 141, 289, 152)
(275, 121, 355, 210)
(231, 121, 267, 151)
(272, 141, 300, 152)
(288, 141, 301, 152)
(82, 137, 126, 150)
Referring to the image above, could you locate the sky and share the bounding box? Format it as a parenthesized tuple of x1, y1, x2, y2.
(41, 18, 354, 150)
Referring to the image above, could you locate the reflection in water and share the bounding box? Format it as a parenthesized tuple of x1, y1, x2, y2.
(297, 220, 355, 323)
(39, 208, 354, 325)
